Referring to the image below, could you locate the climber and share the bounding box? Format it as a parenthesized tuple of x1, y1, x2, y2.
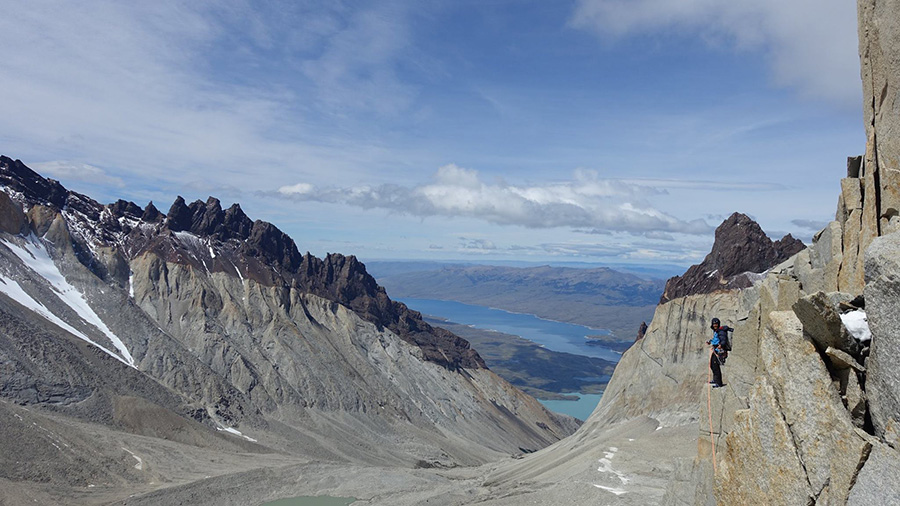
(707, 317, 731, 388)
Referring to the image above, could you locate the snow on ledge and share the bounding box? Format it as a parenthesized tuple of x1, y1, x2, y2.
(841, 310, 871, 342)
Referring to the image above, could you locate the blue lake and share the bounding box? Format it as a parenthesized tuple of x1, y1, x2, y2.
(398, 298, 623, 363)
(398, 298, 623, 421)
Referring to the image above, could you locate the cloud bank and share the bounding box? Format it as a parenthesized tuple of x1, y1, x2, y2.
(570, 0, 861, 107)
(33, 161, 125, 188)
(275, 164, 712, 235)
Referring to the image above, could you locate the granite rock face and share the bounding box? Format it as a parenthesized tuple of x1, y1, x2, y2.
(848, 444, 900, 505)
(859, 0, 900, 237)
(660, 212, 804, 304)
(865, 232, 900, 434)
(717, 378, 815, 506)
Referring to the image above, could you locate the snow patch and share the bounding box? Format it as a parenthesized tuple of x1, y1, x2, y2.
(2, 237, 136, 367)
(841, 310, 871, 342)
(593, 485, 627, 496)
(232, 261, 244, 283)
(174, 231, 204, 253)
(0, 275, 130, 366)
(128, 271, 135, 299)
(121, 447, 143, 470)
(743, 269, 770, 284)
(596, 446, 629, 485)
(215, 425, 258, 443)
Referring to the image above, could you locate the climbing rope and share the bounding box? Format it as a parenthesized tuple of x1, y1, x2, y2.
(707, 347, 718, 474)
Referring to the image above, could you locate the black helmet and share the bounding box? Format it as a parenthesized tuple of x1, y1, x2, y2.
(711, 317, 720, 329)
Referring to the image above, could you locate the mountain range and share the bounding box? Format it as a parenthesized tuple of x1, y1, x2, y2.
(0, 156, 577, 504)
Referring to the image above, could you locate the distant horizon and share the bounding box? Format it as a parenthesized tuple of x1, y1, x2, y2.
(361, 257, 690, 280)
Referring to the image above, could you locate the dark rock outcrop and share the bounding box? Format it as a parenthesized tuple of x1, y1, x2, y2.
(141, 201, 162, 222)
(635, 321, 647, 341)
(660, 212, 805, 303)
(0, 155, 69, 208)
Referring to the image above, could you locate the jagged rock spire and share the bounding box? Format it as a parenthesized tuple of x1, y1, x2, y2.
(660, 212, 805, 304)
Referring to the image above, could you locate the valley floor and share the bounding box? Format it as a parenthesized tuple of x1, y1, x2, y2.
(1, 401, 697, 506)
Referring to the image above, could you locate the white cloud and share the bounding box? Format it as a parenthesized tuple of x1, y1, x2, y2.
(33, 161, 125, 187)
(0, 1, 420, 190)
(570, 0, 861, 107)
(791, 218, 829, 231)
(272, 165, 713, 235)
(459, 237, 498, 252)
(299, 1, 419, 116)
(278, 183, 315, 196)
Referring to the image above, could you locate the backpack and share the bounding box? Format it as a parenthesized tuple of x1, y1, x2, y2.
(717, 327, 733, 352)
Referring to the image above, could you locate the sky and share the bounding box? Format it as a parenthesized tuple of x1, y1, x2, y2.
(0, 0, 865, 270)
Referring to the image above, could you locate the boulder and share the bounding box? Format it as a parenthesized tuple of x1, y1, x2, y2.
(26, 205, 57, 237)
(792, 291, 860, 356)
(846, 371, 868, 428)
(848, 155, 863, 178)
(864, 232, 900, 434)
(885, 419, 900, 449)
(826, 346, 866, 372)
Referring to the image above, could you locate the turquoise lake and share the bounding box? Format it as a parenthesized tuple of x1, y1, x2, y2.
(538, 393, 605, 421)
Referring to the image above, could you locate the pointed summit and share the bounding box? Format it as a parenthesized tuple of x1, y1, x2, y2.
(142, 201, 162, 222)
(660, 212, 805, 303)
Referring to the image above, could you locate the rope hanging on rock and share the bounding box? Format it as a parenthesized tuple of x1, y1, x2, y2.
(707, 347, 718, 475)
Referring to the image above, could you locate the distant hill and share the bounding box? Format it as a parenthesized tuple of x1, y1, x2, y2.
(374, 264, 665, 338)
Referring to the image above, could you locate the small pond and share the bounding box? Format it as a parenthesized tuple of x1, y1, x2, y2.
(261, 496, 356, 506)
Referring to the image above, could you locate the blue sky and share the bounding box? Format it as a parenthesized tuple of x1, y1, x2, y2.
(0, 1, 863, 268)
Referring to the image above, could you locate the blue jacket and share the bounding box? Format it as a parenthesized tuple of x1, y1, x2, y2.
(710, 327, 731, 352)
